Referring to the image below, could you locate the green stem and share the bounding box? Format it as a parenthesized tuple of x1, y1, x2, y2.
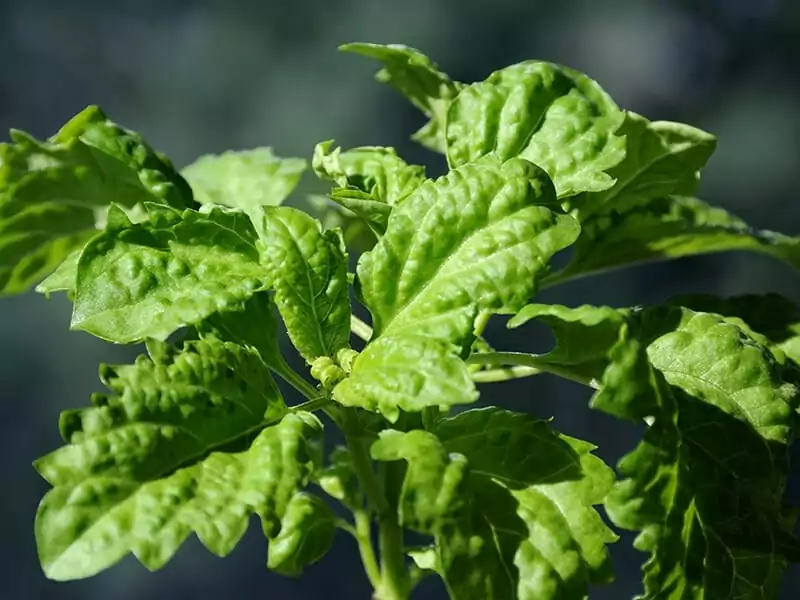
(354, 511, 382, 590)
(466, 351, 599, 389)
(271, 359, 320, 401)
(473, 310, 492, 337)
(471, 365, 541, 383)
(351, 315, 373, 342)
(342, 409, 409, 600)
(289, 396, 330, 413)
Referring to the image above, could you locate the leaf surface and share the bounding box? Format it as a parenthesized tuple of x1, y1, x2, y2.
(0, 106, 194, 295)
(34, 335, 326, 580)
(72, 206, 265, 343)
(257, 206, 351, 361)
(267, 492, 336, 576)
(446, 62, 625, 197)
(341, 43, 462, 152)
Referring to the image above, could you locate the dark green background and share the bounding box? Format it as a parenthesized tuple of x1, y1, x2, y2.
(1, 0, 799, 598)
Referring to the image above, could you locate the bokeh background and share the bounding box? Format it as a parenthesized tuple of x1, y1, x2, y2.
(2, 0, 800, 598)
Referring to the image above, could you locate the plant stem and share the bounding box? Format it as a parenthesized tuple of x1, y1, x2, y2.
(271, 359, 321, 400)
(467, 351, 600, 389)
(471, 365, 542, 383)
(473, 310, 492, 337)
(351, 315, 373, 342)
(342, 409, 409, 599)
(289, 396, 330, 413)
(354, 511, 382, 590)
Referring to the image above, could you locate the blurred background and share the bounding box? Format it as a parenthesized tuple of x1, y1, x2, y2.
(2, 0, 799, 598)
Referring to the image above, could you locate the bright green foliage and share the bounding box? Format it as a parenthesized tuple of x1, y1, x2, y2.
(357, 154, 580, 346)
(312, 141, 425, 235)
(3, 42, 800, 600)
(181, 147, 306, 215)
(0, 106, 193, 296)
(342, 43, 462, 152)
(257, 206, 351, 362)
(446, 62, 626, 197)
(568, 112, 716, 219)
(71, 205, 266, 343)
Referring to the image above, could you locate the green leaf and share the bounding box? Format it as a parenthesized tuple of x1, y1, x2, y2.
(568, 112, 716, 219)
(668, 293, 800, 369)
(199, 291, 285, 371)
(317, 446, 364, 510)
(446, 62, 626, 197)
(35, 246, 83, 297)
(595, 307, 800, 599)
(181, 148, 306, 215)
(312, 141, 425, 236)
(257, 206, 351, 362)
(71, 206, 265, 343)
(341, 43, 462, 153)
(333, 334, 478, 421)
(358, 154, 580, 348)
(267, 492, 336, 576)
(33, 335, 328, 580)
(552, 195, 800, 285)
(0, 106, 194, 296)
(372, 418, 618, 599)
(508, 303, 628, 383)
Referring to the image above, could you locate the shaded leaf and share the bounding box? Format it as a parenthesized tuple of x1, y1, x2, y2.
(552, 195, 800, 285)
(267, 492, 336, 576)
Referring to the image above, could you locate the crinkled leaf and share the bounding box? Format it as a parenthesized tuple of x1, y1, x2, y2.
(317, 446, 364, 510)
(257, 206, 350, 362)
(446, 62, 625, 197)
(373, 420, 617, 599)
(71, 206, 265, 343)
(333, 334, 478, 422)
(595, 307, 800, 599)
(181, 148, 306, 215)
(312, 141, 425, 236)
(569, 112, 716, 219)
(267, 492, 336, 576)
(358, 154, 580, 347)
(0, 106, 194, 296)
(341, 43, 462, 153)
(669, 293, 800, 369)
(33, 335, 328, 580)
(552, 195, 800, 285)
(508, 303, 627, 383)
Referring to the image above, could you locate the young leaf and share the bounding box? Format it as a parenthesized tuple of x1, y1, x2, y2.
(357, 154, 580, 348)
(71, 206, 265, 343)
(568, 112, 716, 219)
(341, 43, 462, 153)
(317, 446, 364, 510)
(0, 106, 194, 296)
(333, 334, 478, 422)
(257, 206, 351, 362)
(267, 492, 336, 576)
(312, 141, 425, 235)
(594, 307, 800, 598)
(508, 303, 628, 383)
(181, 148, 306, 214)
(551, 195, 800, 286)
(34, 246, 83, 297)
(446, 62, 626, 197)
(34, 334, 327, 580)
